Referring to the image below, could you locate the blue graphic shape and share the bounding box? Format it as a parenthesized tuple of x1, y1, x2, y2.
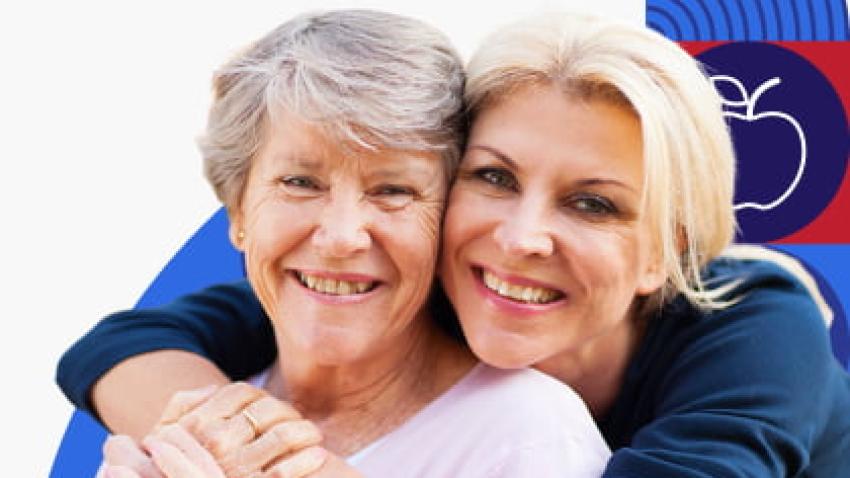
(773, 244, 850, 370)
(647, 0, 850, 40)
(698, 43, 848, 243)
(50, 208, 243, 477)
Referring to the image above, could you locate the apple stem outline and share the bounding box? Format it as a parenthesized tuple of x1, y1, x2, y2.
(711, 75, 808, 212)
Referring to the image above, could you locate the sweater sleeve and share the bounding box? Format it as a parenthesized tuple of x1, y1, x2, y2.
(604, 262, 842, 477)
(55, 280, 275, 416)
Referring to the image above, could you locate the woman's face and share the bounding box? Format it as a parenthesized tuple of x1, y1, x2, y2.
(233, 111, 446, 365)
(440, 85, 666, 370)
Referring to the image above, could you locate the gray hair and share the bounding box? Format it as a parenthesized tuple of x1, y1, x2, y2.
(200, 9, 466, 211)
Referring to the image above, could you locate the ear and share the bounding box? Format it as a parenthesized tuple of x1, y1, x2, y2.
(636, 244, 667, 296)
(228, 208, 245, 251)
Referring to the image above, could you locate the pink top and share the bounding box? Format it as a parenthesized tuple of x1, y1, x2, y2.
(346, 363, 610, 477)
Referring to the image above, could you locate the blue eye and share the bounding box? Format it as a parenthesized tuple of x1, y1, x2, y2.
(569, 195, 617, 215)
(281, 176, 319, 189)
(475, 168, 518, 190)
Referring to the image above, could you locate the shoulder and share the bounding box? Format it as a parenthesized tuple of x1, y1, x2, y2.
(453, 365, 611, 477)
(693, 254, 832, 363)
(458, 365, 608, 447)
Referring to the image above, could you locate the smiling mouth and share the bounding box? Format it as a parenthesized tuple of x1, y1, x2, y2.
(294, 271, 379, 296)
(478, 268, 565, 304)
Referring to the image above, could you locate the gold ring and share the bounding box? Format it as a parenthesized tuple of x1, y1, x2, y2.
(241, 408, 261, 438)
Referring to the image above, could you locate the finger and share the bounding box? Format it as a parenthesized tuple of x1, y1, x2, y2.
(263, 446, 327, 478)
(102, 435, 164, 478)
(220, 420, 322, 476)
(158, 384, 220, 426)
(207, 396, 303, 458)
(154, 424, 225, 478)
(179, 382, 265, 435)
(144, 436, 208, 478)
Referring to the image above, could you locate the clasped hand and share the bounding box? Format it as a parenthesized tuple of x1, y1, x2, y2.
(98, 383, 362, 478)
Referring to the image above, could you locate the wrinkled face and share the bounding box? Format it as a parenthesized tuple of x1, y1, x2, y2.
(232, 111, 446, 365)
(440, 85, 665, 370)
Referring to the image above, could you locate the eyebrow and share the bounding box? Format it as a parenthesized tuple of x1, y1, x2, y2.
(367, 161, 437, 182)
(467, 144, 638, 194)
(467, 145, 517, 169)
(289, 156, 323, 170)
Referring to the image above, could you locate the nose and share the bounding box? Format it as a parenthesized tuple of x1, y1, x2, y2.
(311, 191, 371, 258)
(492, 196, 554, 258)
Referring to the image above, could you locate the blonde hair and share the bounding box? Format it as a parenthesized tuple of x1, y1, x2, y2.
(200, 9, 466, 211)
(465, 14, 737, 312)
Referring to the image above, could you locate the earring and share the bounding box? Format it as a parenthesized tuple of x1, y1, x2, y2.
(237, 230, 245, 240)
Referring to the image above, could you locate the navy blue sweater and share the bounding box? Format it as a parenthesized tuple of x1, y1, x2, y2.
(57, 258, 850, 476)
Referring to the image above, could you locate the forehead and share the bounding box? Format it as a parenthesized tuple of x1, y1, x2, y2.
(255, 111, 444, 175)
(468, 86, 643, 183)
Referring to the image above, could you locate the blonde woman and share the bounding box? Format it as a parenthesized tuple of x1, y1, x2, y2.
(60, 13, 850, 477)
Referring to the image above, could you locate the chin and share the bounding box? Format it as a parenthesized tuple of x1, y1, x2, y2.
(467, 333, 542, 370)
(294, 326, 372, 363)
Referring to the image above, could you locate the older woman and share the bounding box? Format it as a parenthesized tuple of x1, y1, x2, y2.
(59, 12, 850, 477)
(78, 9, 611, 478)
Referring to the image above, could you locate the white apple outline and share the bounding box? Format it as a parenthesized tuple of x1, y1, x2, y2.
(711, 75, 808, 212)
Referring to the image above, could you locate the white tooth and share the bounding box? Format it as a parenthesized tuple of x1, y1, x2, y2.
(356, 282, 370, 294)
(521, 288, 533, 302)
(338, 281, 352, 295)
(306, 275, 317, 289)
(531, 288, 543, 303)
(328, 279, 341, 294)
(315, 279, 328, 293)
(483, 271, 495, 290)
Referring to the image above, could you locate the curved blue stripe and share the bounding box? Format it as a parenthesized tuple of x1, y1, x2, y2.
(837, 0, 850, 39)
(818, 0, 845, 41)
(825, 0, 837, 39)
(675, 0, 708, 40)
(741, 0, 765, 39)
(651, 1, 698, 39)
(755, 0, 769, 38)
(731, 0, 750, 40)
(716, 1, 736, 40)
(694, 0, 731, 39)
(770, 0, 786, 39)
(648, 7, 684, 40)
(762, 0, 781, 39)
(693, 0, 718, 39)
(788, 0, 802, 40)
(804, 0, 820, 39)
(811, 0, 830, 39)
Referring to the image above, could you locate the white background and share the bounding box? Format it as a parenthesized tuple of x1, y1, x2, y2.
(1, 1, 640, 474)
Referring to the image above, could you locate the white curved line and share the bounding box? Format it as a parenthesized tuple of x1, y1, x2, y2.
(733, 110, 807, 212)
(711, 75, 749, 108)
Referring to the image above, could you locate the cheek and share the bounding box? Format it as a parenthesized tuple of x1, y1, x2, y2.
(566, 226, 647, 310)
(391, 203, 444, 277)
(442, 188, 491, 254)
(240, 199, 314, 305)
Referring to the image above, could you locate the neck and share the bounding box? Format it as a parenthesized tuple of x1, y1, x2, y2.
(534, 311, 646, 419)
(267, 316, 476, 455)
